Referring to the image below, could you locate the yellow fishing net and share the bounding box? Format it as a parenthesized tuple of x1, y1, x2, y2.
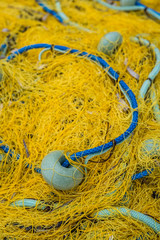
(0, 0, 160, 239)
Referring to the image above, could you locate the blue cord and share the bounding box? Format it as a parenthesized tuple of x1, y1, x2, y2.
(131, 168, 154, 180)
(0, 140, 20, 160)
(35, 0, 91, 31)
(5, 43, 138, 172)
(35, 0, 63, 23)
(6, 43, 52, 61)
(0, 43, 7, 51)
(5, 43, 156, 181)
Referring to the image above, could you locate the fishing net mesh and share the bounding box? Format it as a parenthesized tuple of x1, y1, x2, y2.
(0, 0, 160, 239)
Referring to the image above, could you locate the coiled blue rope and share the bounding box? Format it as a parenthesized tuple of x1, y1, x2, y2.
(5, 43, 156, 181)
(5, 43, 138, 175)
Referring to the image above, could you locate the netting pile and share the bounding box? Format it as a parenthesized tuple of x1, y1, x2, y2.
(0, 0, 160, 239)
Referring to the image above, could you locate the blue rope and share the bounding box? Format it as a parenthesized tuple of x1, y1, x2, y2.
(5, 43, 138, 171)
(0, 140, 20, 160)
(5, 43, 156, 182)
(25, 163, 42, 174)
(0, 43, 7, 51)
(131, 168, 154, 180)
(35, 0, 64, 23)
(35, 0, 91, 31)
(7, 44, 119, 80)
(6, 43, 52, 61)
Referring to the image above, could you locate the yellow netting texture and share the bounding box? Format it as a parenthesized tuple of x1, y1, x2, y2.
(0, 0, 160, 239)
